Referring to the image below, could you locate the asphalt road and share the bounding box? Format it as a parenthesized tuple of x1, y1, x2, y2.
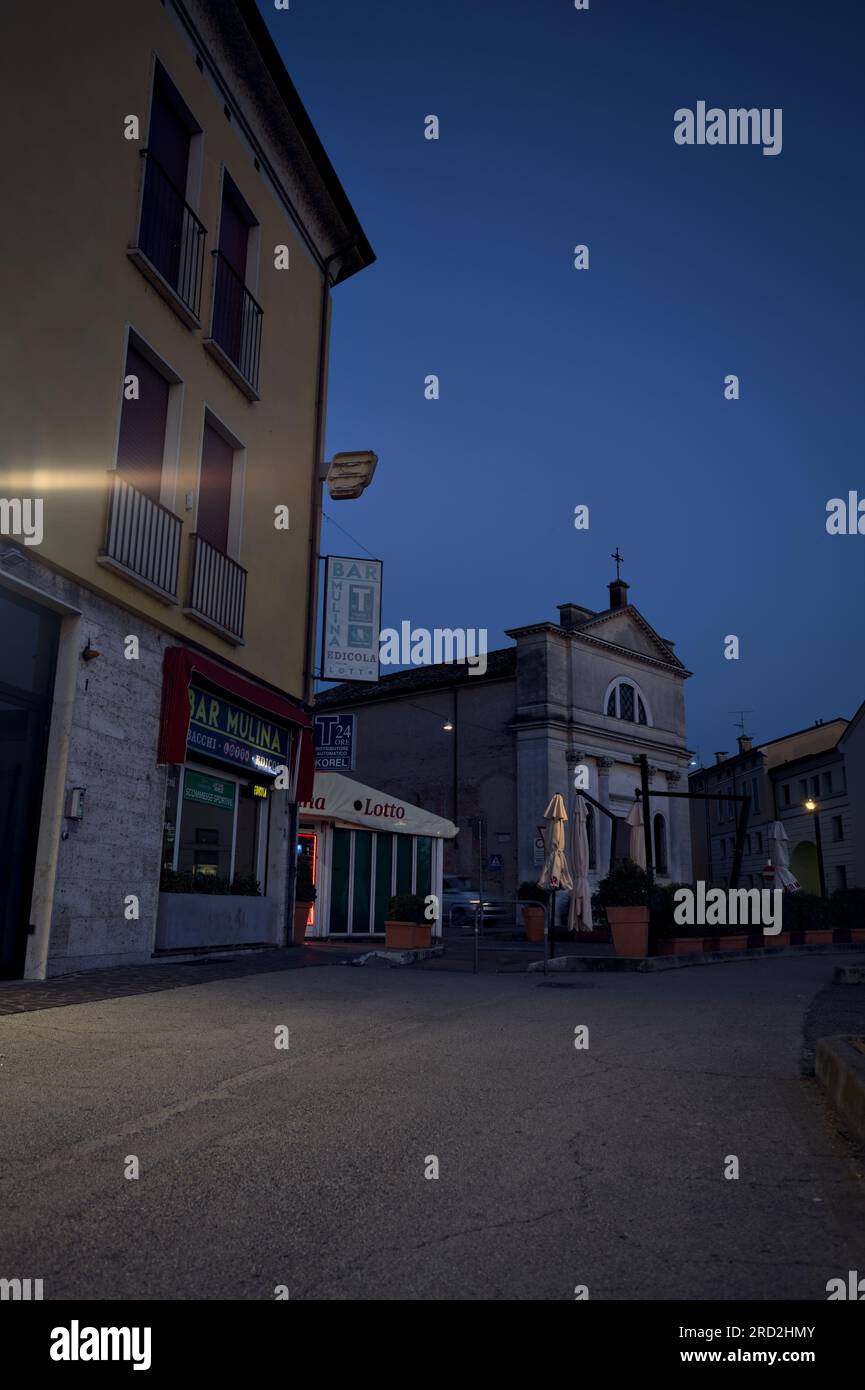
(1, 952, 864, 1300)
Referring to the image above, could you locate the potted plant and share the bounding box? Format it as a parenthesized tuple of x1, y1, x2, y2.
(292, 856, 316, 945)
(648, 882, 704, 956)
(385, 893, 432, 950)
(517, 882, 548, 943)
(830, 888, 865, 943)
(785, 892, 832, 945)
(597, 863, 650, 957)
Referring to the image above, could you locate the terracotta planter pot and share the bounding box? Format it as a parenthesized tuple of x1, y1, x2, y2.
(718, 934, 749, 951)
(657, 936, 703, 956)
(292, 900, 312, 945)
(763, 932, 790, 947)
(607, 905, 649, 958)
(521, 903, 546, 943)
(384, 920, 432, 951)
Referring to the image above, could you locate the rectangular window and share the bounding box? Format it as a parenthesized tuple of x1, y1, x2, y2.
(835, 865, 847, 889)
(396, 836, 413, 894)
(751, 778, 760, 814)
(330, 829, 351, 933)
(832, 816, 844, 842)
(177, 770, 236, 880)
(755, 830, 762, 855)
(351, 831, 373, 933)
(746, 834, 752, 854)
(783, 783, 790, 807)
(799, 779, 808, 800)
(197, 419, 235, 553)
(373, 835, 394, 932)
(211, 173, 262, 389)
(416, 837, 433, 900)
(823, 771, 833, 795)
(811, 775, 820, 797)
(116, 342, 170, 502)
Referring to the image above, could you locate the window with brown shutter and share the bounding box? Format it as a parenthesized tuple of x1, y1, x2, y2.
(197, 420, 234, 554)
(116, 344, 170, 503)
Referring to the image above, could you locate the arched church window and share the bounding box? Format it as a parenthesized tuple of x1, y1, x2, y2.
(653, 813, 668, 874)
(605, 679, 651, 726)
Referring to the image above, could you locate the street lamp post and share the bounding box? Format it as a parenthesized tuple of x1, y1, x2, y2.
(804, 799, 827, 899)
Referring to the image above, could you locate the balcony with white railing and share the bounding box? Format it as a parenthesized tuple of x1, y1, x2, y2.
(98, 473, 182, 602)
(184, 533, 247, 643)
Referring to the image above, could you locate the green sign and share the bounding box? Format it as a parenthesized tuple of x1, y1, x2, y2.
(183, 771, 236, 812)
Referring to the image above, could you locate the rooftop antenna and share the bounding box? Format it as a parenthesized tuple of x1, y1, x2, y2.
(729, 708, 754, 739)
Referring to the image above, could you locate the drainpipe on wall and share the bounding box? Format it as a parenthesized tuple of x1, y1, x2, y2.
(286, 241, 356, 949)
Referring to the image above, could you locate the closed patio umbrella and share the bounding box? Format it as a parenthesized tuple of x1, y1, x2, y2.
(768, 821, 801, 891)
(567, 793, 594, 932)
(626, 799, 646, 869)
(538, 794, 573, 892)
(538, 793, 573, 954)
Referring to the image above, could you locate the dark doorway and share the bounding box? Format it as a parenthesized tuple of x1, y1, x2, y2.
(0, 587, 60, 978)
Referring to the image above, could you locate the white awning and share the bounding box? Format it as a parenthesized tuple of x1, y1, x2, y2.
(299, 772, 458, 838)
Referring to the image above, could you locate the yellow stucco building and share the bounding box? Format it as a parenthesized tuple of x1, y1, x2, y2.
(0, 0, 374, 976)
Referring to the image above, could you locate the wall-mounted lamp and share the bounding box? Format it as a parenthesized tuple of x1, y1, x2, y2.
(81, 642, 101, 661)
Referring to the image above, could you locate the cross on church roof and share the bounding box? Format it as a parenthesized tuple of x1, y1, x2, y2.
(611, 548, 624, 580)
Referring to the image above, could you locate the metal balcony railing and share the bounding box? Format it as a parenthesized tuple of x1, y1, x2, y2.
(137, 150, 207, 320)
(187, 533, 247, 642)
(210, 250, 263, 393)
(102, 473, 182, 599)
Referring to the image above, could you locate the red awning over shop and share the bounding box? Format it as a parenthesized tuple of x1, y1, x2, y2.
(157, 647, 315, 800)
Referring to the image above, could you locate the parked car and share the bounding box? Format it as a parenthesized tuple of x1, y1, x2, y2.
(442, 875, 510, 927)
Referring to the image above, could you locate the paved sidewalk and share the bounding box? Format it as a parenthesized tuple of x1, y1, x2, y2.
(0, 942, 358, 1016)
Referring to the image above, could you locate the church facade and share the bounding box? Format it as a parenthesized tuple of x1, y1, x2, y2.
(315, 572, 693, 916)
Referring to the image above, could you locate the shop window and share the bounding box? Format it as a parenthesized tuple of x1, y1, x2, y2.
(330, 829, 351, 932)
(163, 766, 265, 889)
(351, 831, 373, 933)
(177, 770, 235, 879)
(396, 836, 413, 895)
(234, 786, 260, 880)
(416, 837, 432, 900)
(373, 835, 394, 931)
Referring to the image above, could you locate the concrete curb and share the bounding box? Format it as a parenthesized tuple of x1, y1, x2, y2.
(527, 943, 865, 973)
(816, 1035, 865, 1144)
(346, 946, 446, 968)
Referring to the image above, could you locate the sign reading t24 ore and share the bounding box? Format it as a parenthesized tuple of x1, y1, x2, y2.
(321, 556, 382, 683)
(314, 713, 356, 771)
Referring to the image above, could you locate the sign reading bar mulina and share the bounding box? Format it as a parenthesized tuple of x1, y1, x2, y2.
(186, 686, 289, 777)
(321, 556, 383, 683)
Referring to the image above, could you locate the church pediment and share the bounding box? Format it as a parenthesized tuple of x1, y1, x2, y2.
(577, 607, 683, 667)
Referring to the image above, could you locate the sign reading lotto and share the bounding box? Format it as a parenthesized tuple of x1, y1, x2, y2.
(183, 770, 236, 812)
(314, 712, 356, 771)
(186, 686, 289, 777)
(321, 556, 382, 683)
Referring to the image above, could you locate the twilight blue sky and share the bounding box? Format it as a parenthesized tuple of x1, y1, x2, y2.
(259, 0, 865, 764)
